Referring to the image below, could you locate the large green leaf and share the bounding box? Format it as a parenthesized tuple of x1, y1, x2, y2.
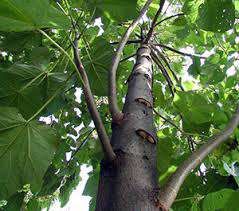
(85, 0, 138, 23)
(197, 0, 235, 32)
(174, 172, 236, 211)
(174, 91, 217, 134)
(199, 54, 227, 85)
(183, 0, 203, 22)
(174, 91, 215, 125)
(82, 37, 114, 96)
(202, 189, 239, 211)
(0, 63, 68, 119)
(0, 32, 41, 53)
(0, 107, 58, 199)
(0, 0, 70, 32)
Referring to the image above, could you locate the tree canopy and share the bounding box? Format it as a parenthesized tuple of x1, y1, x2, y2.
(0, 0, 238, 210)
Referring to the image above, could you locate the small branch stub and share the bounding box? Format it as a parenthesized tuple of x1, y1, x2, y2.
(112, 112, 125, 125)
(136, 129, 156, 144)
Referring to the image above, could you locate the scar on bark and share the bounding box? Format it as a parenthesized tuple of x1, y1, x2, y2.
(136, 129, 156, 144)
(135, 97, 152, 108)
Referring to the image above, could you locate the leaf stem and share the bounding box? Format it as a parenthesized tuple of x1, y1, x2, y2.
(155, 13, 184, 27)
(27, 73, 74, 122)
(151, 50, 175, 97)
(38, 29, 83, 84)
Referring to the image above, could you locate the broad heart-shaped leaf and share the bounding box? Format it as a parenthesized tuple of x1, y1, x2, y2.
(82, 37, 114, 96)
(0, 63, 68, 119)
(200, 61, 226, 85)
(202, 189, 239, 211)
(84, 0, 138, 23)
(0, 107, 58, 200)
(174, 91, 216, 134)
(174, 91, 215, 125)
(0, 32, 41, 53)
(182, 0, 203, 22)
(197, 0, 235, 32)
(0, 0, 70, 32)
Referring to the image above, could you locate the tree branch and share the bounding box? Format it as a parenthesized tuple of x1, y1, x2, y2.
(154, 43, 207, 59)
(157, 105, 239, 211)
(155, 13, 184, 27)
(73, 39, 116, 162)
(109, 0, 153, 122)
(110, 40, 141, 45)
(144, 0, 166, 43)
(120, 53, 137, 63)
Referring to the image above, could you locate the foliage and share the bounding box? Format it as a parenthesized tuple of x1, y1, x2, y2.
(0, 0, 238, 210)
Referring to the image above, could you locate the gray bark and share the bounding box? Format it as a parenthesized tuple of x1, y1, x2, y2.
(96, 45, 158, 211)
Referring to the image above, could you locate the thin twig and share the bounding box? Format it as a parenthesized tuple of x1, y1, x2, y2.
(153, 108, 182, 132)
(154, 43, 207, 59)
(68, 128, 95, 164)
(153, 109, 206, 139)
(73, 39, 116, 161)
(109, 0, 153, 122)
(157, 105, 239, 210)
(155, 13, 184, 27)
(151, 50, 175, 97)
(110, 40, 141, 45)
(120, 53, 137, 63)
(144, 0, 166, 43)
(151, 45, 184, 91)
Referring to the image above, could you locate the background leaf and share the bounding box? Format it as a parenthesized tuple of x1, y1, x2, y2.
(0, 107, 58, 199)
(0, 0, 70, 32)
(197, 0, 235, 32)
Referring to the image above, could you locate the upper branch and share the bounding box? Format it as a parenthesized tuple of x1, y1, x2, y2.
(73, 39, 116, 162)
(154, 43, 207, 59)
(109, 0, 153, 122)
(144, 0, 166, 44)
(155, 13, 184, 27)
(157, 105, 239, 211)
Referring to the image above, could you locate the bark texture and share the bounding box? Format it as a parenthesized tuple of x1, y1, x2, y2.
(96, 45, 159, 211)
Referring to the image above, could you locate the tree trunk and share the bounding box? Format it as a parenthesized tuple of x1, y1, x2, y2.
(96, 45, 159, 211)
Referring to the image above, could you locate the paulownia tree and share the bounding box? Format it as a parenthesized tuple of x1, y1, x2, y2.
(0, 0, 238, 210)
